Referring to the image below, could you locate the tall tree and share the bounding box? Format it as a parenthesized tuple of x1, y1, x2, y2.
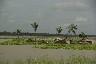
(67, 24, 78, 35)
(56, 25, 63, 34)
(31, 22, 39, 33)
(30, 22, 39, 42)
(16, 29, 21, 39)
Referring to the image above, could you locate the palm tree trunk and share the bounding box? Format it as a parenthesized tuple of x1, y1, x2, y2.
(17, 34, 19, 39)
(34, 32, 37, 47)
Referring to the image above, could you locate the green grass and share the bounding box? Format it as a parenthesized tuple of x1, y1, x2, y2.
(0, 38, 96, 50)
(0, 56, 96, 64)
(32, 44, 96, 50)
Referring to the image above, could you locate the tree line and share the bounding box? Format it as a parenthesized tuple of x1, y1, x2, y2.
(0, 22, 92, 38)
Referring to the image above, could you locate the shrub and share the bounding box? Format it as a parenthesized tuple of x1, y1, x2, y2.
(26, 38, 35, 42)
(39, 40, 48, 44)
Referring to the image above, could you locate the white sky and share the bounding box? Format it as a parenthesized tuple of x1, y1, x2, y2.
(0, 0, 96, 35)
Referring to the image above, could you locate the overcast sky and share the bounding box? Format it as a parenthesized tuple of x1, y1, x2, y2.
(0, 0, 96, 35)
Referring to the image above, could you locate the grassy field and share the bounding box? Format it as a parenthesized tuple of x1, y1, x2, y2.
(0, 56, 96, 64)
(32, 44, 96, 50)
(0, 46, 96, 64)
(0, 38, 96, 50)
(0, 37, 96, 64)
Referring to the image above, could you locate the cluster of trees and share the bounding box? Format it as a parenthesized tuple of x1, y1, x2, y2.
(56, 24, 78, 35)
(29, 22, 87, 40)
(29, 22, 86, 36)
(29, 22, 78, 35)
(0, 22, 87, 39)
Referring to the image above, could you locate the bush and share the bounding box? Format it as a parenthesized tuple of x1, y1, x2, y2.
(39, 40, 48, 44)
(26, 38, 35, 42)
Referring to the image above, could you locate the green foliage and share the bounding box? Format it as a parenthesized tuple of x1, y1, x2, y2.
(33, 44, 96, 50)
(16, 29, 22, 39)
(0, 38, 96, 50)
(66, 56, 96, 64)
(56, 25, 63, 34)
(26, 38, 35, 42)
(79, 32, 87, 40)
(67, 24, 78, 35)
(31, 22, 39, 32)
(0, 39, 25, 45)
(16, 29, 21, 34)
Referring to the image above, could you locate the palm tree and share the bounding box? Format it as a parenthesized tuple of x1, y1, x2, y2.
(67, 24, 78, 35)
(30, 22, 39, 42)
(66, 24, 78, 44)
(30, 22, 39, 33)
(56, 25, 63, 34)
(16, 29, 21, 39)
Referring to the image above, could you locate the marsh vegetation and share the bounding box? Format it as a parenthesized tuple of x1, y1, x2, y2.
(0, 55, 96, 64)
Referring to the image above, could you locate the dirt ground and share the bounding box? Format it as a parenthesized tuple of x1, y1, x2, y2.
(0, 45, 96, 61)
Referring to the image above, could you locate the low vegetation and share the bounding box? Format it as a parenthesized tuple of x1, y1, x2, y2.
(0, 38, 96, 50)
(0, 55, 96, 64)
(0, 23, 96, 50)
(33, 44, 96, 50)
